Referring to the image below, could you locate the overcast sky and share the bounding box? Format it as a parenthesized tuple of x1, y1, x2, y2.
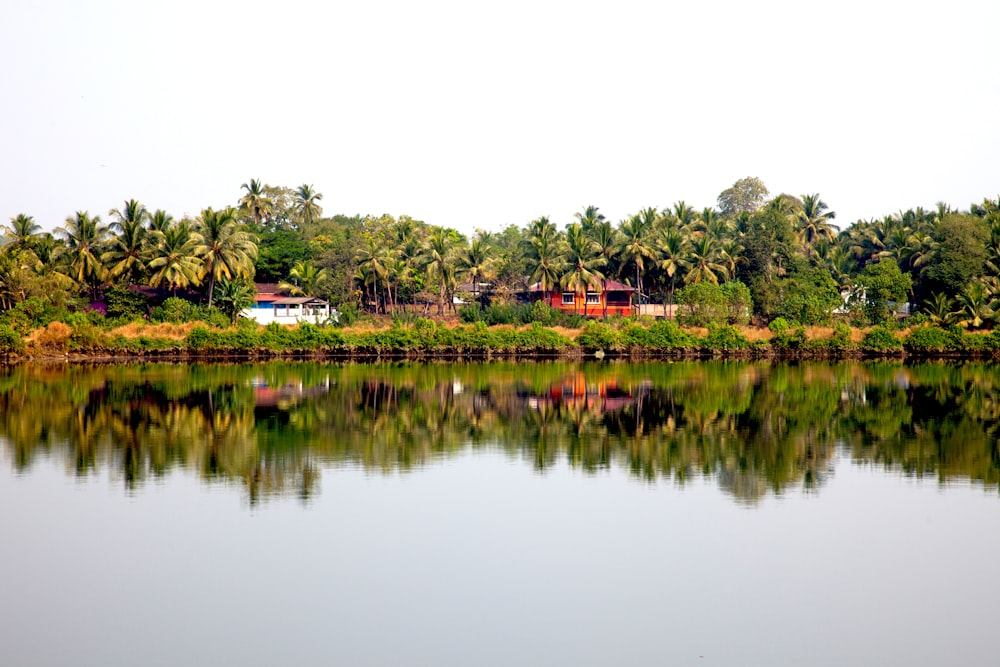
(2, 0, 998, 235)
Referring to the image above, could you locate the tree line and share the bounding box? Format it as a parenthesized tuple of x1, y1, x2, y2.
(4, 176, 1000, 327)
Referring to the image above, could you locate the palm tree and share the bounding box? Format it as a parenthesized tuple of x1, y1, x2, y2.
(214, 278, 255, 325)
(56, 211, 109, 295)
(796, 194, 838, 253)
(2, 214, 42, 254)
(421, 229, 455, 315)
(239, 178, 274, 227)
(526, 232, 564, 305)
(923, 292, 954, 326)
(458, 237, 495, 302)
(589, 221, 620, 319)
(148, 209, 174, 234)
(102, 216, 148, 285)
(685, 235, 728, 285)
(672, 201, 697, 229)
(574, 206, 606, 236)
(148, 221, 203, 295)
(658, 226, 690, 310)
(356, 237, 391, 313)
(279, 260, 328, 297)
(618, 214, 654, 306)
(194, 207, 258, 307)
(293, 184, 323, 227)
(561, 223, 605, 315)
(953, 281, 996, 329)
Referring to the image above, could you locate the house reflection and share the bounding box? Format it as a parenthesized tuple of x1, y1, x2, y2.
(525, 372, 650, 415)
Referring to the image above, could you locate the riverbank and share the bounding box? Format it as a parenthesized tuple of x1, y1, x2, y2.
(4, 317, 1000, 362)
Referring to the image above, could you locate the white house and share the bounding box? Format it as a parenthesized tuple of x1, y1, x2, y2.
(242, 284, 337, 325)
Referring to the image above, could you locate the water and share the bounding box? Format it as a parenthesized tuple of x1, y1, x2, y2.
(1, 361, 998, 666)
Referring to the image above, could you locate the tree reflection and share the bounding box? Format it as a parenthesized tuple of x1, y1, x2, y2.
(1, 360, 999, 504)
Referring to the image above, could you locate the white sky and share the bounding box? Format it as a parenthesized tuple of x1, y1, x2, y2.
(1, 0, 998, 236)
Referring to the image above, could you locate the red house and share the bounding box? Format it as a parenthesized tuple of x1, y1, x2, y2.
(523, 279, 637, 317)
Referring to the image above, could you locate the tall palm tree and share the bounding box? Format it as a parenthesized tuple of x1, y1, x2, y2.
(278, 260, 328, 297)
(589, 221, 620, 319)
(796, 194, 838, 253)
(672, 201, 697, 229)
(102, 216, 148, 285)
(574, 206, 606, 236)
(685, 235, 728, 285)
(148, 209, 174, 234)
(56, 211, 109, 295)
(148, 221, 203, 295)
(2, 214, 42, 254)
(421, 229, 455, 315)
(561, 223, 605, 315)
(618, 214, 654, 306)
(458, 237, 495, 302)
(658, 226, 690, 310)
(195, 207, 258, 307)
(356, 237, 391, 313)
(293, 184, 323, 227)
(526, 232, 564, 304)
(239, 178, 274, 227)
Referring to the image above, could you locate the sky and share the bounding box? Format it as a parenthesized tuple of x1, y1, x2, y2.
(1, 0, 998, 236)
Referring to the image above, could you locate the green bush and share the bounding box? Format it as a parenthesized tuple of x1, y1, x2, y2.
(151, 297, 193, 323)
(575, 321, 620, 351)
(768, 317, 792, 334)
(904, 326, 952, 353)
(770, 326, 807, 351)
(861, 325, 903, 353)
(0, 325, 24, 354)
(703, 324, 751, 351)
(105, 286, 148, 321)
(528, 300, 556, 326)
(676, 282, 726, 327)
(720, 281, 753, 325)
(186, 326, 212, 350)
(458, 303, 482, 323)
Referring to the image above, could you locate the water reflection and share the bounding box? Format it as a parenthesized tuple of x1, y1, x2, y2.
(1, 361, 999, 504)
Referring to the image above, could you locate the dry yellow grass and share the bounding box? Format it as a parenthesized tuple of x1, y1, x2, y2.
(28, 321, 72, 348)
(109, 321, 203, 341)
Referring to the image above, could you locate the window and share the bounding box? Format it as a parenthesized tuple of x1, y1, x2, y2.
(562, 292, 575, 305)
(274, 305, 288, 317)
(586, 292, 600, 305)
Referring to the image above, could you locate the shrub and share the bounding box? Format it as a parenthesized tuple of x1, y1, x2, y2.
(768, 317, 792, 334)
(105, 286, 148, 321)
(904, 326, 952, 353)
(861, 325, 902, 353)
(770, 326, 807, 351)
(528, 300, 556, 326)
(703, 324, 750, 351)
(0, 325, 24, 354)
(676, 282, 726, 327)
(458, 303, 482, 323)
(575, 321, 620, 351)
(720, 281, 753, 325)
(186, 326, 211, 350)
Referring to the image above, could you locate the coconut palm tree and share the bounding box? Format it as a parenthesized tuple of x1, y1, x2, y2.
(923, 292, 954, 326)
(293, 184, 323, 227)
(526, 232, 564, 304)
(356, 237, 391, 313)
(618, 214, 655, 305)
(279, 260, 328, 297)
(560, 223, 605, 315)
(56, 211, 109, 295)
(574, 205, 606, 236)
(457, 237, 495, 302)
(658, 226, 690, 310)
(2, 214, 42, 254)
(194, 207, 258, 308)
(421, 229, 456, 315)
(239, 178, 273, 227)
(589, 220, 620, 319)
(685, 235, 728, 285)
(148, 221, 203, 295)
(102, 215, 148, 285)
(148, 209, 174, 234)
(796, 194, 838, 253)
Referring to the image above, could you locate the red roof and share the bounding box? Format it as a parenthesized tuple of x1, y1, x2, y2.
(527, 279, 635, 292)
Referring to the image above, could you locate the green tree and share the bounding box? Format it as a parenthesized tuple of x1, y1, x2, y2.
(854, 259, 912, 324)
(560, 223, 605, 315)
(195, 207, 258, 308)
(279, 260, 328, 297)
(148, 221, 203, 295)
(214, 277, 255, 325)
(795, 194, 838, 253)
(717, 176, 769, 217)
(2, 214, 42, 254)
(294, 184, 324, 228)
(56, 211, 109, 295)
(457, 236, 495, 302)
(239, 178, 274, 227)
(923, 213, 989, 295)
(618, 213, 654, 304)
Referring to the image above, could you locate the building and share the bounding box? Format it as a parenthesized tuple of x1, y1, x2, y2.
(243, 283, 337, 325)
(521, 279, 637, 317)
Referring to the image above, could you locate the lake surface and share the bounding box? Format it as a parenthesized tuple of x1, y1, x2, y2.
(1, 361, 999, 666)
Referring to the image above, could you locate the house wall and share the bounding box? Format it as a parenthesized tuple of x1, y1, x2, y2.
(241, 303, 334, 325)
(537, 292, 635, 317)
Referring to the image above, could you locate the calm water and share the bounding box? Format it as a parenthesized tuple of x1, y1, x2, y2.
(1, 361, 999, 666)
